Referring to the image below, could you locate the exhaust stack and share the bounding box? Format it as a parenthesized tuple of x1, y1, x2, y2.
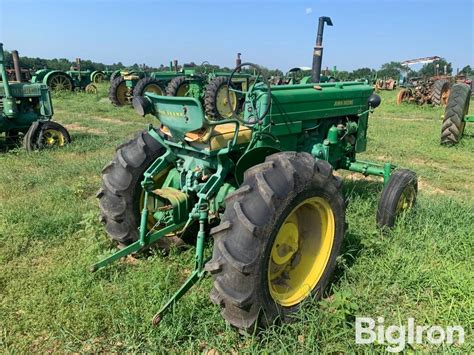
(311, 16, 333, 83)
(236, 53, 242, 72)
(12, 50, 22, 82)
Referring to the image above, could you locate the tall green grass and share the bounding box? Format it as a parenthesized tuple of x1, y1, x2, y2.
(0, 86, 472, 352)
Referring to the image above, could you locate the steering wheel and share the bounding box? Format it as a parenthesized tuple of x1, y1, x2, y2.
(226, 62, 272, 125)
(200, 61, 210, 75)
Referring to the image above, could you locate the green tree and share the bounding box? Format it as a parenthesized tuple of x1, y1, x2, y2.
(377, 61, 404, 79)
(460, 65, 472, 75)
(418, 58, 452, 77)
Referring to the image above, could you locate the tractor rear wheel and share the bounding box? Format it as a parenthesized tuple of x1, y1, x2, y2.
(431, 79, 451, 106)
(204, 76, 238, 120)
(133, 77, 165, 98)
(396, 89, 409, 105)
(206, 152, 345, 331)
(109, 76, 128, 106)
(166, 76, 189, 97)
(23, 121, 71, 152)
(97, 130, 183, 248)
(376, 169, 417, 228)
(109, 71, 121, 84)
(440, 83, 471, 145)
(47, 73, 73, 91)
(92, 72, 105, 83)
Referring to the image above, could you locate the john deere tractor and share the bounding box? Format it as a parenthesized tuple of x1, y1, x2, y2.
(108, 64, 183, 107)
(93, 17, 417, 330)
(0, 44, 70, 151)
(31, 58, 103, 93)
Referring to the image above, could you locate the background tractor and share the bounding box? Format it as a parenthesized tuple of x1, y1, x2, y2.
(440, 83, 472, 145)
(0, 44, 70, 151)
(108, 64, 184, 107)
(31, 58, 102, 93)
(93, 17, 417, 331)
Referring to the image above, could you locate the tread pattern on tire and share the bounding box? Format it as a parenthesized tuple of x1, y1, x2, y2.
(97, 130, 164, 245)
(133, 77, 164, 98)
(431, 79, 450, 106)
(204, 76, 235, 120)
(440, 83, 470, 145)
(206, 152, 345, 331)
(376, 169, 417, 228)
(166, 76, 188, 96)
(108, 76, 126, 106)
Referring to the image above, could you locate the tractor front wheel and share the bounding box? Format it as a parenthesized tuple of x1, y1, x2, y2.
(376, 169, 417, 228)
(440, 83, 470, 145)
(206, 152, 345, 331)
(23, 121, 71, 152)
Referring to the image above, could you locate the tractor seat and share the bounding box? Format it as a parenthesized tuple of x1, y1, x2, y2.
(160, 123, 252, 151)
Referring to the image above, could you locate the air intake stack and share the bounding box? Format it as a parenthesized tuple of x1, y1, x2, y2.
(311, 16, 333, 83)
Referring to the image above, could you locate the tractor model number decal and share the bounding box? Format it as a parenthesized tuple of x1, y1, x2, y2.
(334, 99, 354, 106)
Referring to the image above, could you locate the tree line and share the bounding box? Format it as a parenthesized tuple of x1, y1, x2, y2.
(2, 49, 471, 80)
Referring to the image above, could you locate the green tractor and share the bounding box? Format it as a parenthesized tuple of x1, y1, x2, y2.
(31, 58, 103, 93)
(0, 44, 71, 151)
(108, 64, 186, 107)
(440, 83, 473, 145)
(93, 17, 417, 330)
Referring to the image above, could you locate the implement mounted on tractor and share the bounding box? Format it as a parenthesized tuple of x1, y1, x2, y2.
(94, 17, 417, 330)
(0, 44, 70, 151)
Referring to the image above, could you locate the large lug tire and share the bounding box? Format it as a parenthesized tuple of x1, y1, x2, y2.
(133, 77, 165, 98)
(376, 169, 417, 229)
(108, 76, 128, 106)
(47, 73, 73, 91)
(431, 79, 451, 106)
(206, 152, 346, 331)
(166, 76, 189, 97)
(109, 71, 121, 84)
(204, 76, 238, 120)
(97, 130, 182, 249)
(440, 83, 471, 145)
(23, 121, 71, 152)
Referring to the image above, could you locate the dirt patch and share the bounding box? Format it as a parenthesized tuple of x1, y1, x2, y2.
(418, 178, 447, 194)
(64, 123, 105, 135)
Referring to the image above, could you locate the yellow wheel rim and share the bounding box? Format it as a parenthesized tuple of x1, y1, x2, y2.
(268, 197, 335, 307)
(42, 129, 65, 147)
(395, 184, 416, 214)
(144, 84, 163, 96)
(216, 85, 237, 118)
(116, 82, 128, 105)
(176, 83, 189, 96)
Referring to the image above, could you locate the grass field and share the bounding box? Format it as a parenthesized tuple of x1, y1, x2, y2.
(0, 86, 473, 353)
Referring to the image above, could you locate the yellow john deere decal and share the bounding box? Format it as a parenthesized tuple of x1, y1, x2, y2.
(334, 99, 354, 106)
(158, 109, 185, 118)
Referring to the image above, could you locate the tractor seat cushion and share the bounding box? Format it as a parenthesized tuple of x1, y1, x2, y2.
(160, 123, 252, 151)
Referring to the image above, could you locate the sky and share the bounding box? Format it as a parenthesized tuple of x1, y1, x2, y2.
(0, 0, 473, 72)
